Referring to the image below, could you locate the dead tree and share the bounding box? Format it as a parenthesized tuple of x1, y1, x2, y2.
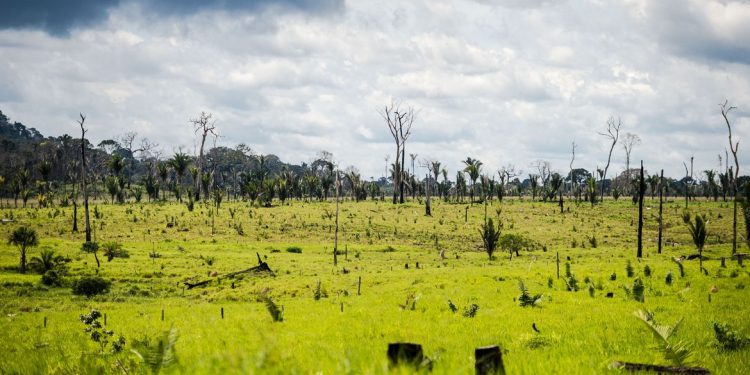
(721, 100, 740, 254)
(658, 169, 664, 254)
(78, 114, 91, 242)
(569, 141, 576, 199)
(333, 169, 340, 266)
(637, 161, 645, 258)
(622, 133, 641, 194)
(599, 117, 621, 201)
(380, 100, 415, 204)
(190, 112, 217, 202)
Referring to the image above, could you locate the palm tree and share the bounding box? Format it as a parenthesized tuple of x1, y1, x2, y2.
(157, 162, 169, 201)
(683, 211, 708, 271)
(704, 170, 718, 201)
(169, 152, 191, 202)
(480, 218, 501, 260)
(8, 226, 38, 273)
(108, 154, 125, 177)
(430, 161, 442, 199)
(29, 248, 64, 273)
(529, 174, 540, 201)
(463, 157, 483, 204)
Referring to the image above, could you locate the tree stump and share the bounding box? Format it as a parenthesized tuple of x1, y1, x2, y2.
(606, 292, 614, 298)
(720, 257, 726, 268)
(475, 345, 505, 375)
(733, 253, 746, 266)
(387, 342, 423, 367)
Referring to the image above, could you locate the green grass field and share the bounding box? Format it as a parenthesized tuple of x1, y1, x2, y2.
(1, 197, 749, 374)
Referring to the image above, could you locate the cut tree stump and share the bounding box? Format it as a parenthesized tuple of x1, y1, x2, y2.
(611, 361, 710, 374)
(733, 253, 747, 266)
(184, 253, 273, 289)
(387, 342, 431, 370)
(475, 345, 505, 375)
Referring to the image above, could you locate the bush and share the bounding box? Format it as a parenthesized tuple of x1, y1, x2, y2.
(72, 276, 111, 298)
(713, 322, 749, 351)
(41, 270, 62, 286)
(286, 246, 302, 254)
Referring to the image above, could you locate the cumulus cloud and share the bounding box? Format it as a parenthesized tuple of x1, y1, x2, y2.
(0, 0, 749, 179)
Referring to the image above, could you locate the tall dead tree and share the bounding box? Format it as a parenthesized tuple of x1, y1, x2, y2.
(333, 169, 340, 266)
(569, 140, 576, 199)
(190, 112, 217, 202)
(622, 133, 641, 194)
(637, 161, 645, 258)
(599, 117, 621, 202)
(77, 114, 91, 242)
(381, 101, 415, 204)
(658, 169, 664, 254)
(721, 100, 740, 254)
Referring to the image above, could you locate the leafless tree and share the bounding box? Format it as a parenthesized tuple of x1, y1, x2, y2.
(569, 141, 576, 199)
(721, 100, 740, 254)
(622, 132, 641, 194)
(77, 114, 91, 242)
(190, 112, 217, 201)
(599, 117, 621, 201)
(497, 164, 518, 201)
(380, 100, 415, 204)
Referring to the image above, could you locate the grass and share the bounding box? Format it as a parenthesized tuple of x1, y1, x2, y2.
(0, 196, 748, 373)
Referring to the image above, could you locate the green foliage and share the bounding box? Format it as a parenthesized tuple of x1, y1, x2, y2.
(447, 299, 458, 313)
(682, 211, 708, 252)
(286, 246, 302, 254)
(72, 276, 111, 298)
(81, 241, 101, 268)
(634, 310, 694, 366)
(79, 309, 125, 354)
(644, 265, 652, 277)
(712, 321, 749, 351)
(463, 303, 479, 318)
(131, 327, 180, 374)
(626, 261, 634, 278)
(665, 271, 673, 285)
(673, 259, 685, 277)
(518, 280, 542, 307)
(101, 241, 129, 262)
(479, 218, 501, 260)
(631, 277, 645, 302)
(7, 225, 39, 273)
(41, 269, 63, 286)
(499, 233, 538, 260)
(29, 248, 68, 274)
(261, 295, 283, 322)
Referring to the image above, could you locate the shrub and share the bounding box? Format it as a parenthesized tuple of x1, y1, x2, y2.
(626, 261, 634, 277)
(632, 278, 645, 302)
(644, 265, 652, 277)
(72, 276, 111, 298)
(665, 271, 673, 285)
(518, 280, 542, 307)
(286, 246, 302, 254)
(713, 322, 749, 351)
(41, 269, 62, 286)
(463, 303, 479, 318)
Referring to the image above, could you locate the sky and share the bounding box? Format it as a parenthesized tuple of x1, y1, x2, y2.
(1, 0, 749, 181)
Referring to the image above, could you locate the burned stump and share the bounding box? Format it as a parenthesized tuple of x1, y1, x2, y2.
(475, 345, 505, 375)
(387, 342, 431, 370)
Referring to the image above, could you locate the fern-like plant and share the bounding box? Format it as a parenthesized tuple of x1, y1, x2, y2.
(131, 327, 179, 374)
(479, 218, 501, 260)
(261, 295, 283, 322)
(518, 280, 542, 307)
(634, 310, 694, 366)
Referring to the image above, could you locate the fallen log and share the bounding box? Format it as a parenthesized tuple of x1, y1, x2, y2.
(184, 252, 274, 289)
(611, 361, 710, 374)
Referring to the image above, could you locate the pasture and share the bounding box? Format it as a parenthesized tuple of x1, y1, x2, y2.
(1, 197, 749, 374)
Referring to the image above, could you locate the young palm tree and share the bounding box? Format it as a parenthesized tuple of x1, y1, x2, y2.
(169, 152, 190, 202)
(157, 162, 169, 201)
(479, 218, 501, 260)
(683, 211, 708, 271)
(7, 226, 38, 273)
(29, 248, 64, 273)
(463, 157, 483, 204)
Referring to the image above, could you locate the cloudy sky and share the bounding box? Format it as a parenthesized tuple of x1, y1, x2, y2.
(1, 0, 749, 180)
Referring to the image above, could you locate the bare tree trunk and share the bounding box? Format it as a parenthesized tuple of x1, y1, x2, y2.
(425, 174, 431, 216)
(399, 148, 406, 203)
(78, 114, 91, 243)
(658, 169, 664, 254)
(333, 170, 340, 267)
(637, 161, 644, 258)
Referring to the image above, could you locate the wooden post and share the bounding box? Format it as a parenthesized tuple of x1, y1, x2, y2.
(721, 257, 726, 268)
(465, 206, 469, 222)
(556, 252, 560, 279)
(475, 345, 505, 375)
(104, 313, 107, 326)
(658, 169, 664, 254)
(221, 307, 224, 319)
(43, 316, 47, 328)
(357, 276, 361, 296)
(387, 342, 424, 367)
(161, 309, 164, 321)
(340, 303, 344, 312)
